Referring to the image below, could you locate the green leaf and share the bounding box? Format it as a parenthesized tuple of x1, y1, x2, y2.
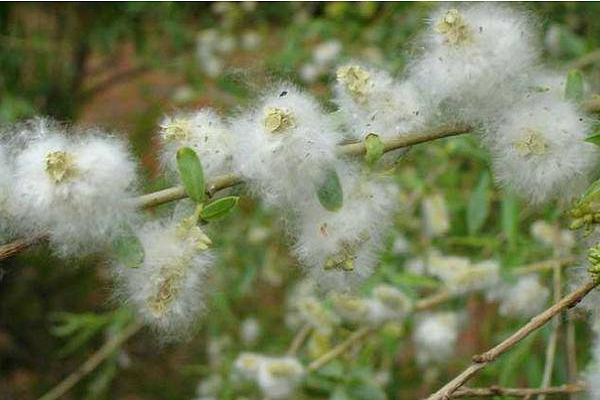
(501, 191, 519, 248)
(113, 228, 144, 268)
(467, 171, 491, 235)
(585, 131, 600, 146)
(581, 178, 600, 201)
(317, 168, 343, 211)
(364, 133, 385, 165)
(176, 147, 205, 203)
(565, 69, 584, 102)
(200, 196, 239, 221)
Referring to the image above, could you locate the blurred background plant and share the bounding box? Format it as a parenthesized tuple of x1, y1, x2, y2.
(2, 2, 600, 400)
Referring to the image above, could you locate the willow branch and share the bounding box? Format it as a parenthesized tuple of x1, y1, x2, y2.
(424, 279, 599, 400)
(452, 383, 586, 398)
(538, 262, 562, 400)
(0, 124, 471, 260)
(287, 323, 312, 356)
(37, 319, 143, 400)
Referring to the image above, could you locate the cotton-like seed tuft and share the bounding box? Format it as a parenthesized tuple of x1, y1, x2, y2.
(256, 356, 304, 400)
(485, 95, 597, 204)
(495, 275, 549, 318)
(292, 165, 398, 289)
(413, 312, 460, 366)
(114, 218, 214, 338)
(408, 4, 539, 123)
(159, 108, 234, 178)
(333, 63, 428, 141)
(231, 84, 342, 208)
(9, 119, 139, 256)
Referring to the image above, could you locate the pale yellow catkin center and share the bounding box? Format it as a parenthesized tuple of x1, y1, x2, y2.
(162, 118, 191, 142)
(45, 151, 77, 184)
(263, 107, 296, 133)
(267, 361, 299, 377)
(336, 65, 371, 101)
(513, 129, 549, 156)
(148, 260, 187, 317)
(434, 9, 471, 46)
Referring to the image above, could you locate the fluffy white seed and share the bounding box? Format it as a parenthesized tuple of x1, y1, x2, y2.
(114, 218, 214, 338)
(160, 108, 234, 178)
(334, 63, 428, 141)
(292, 165, 398, 289)
(231, 84, 342, 208)
(485, 94, 597, 204)
(496, 275, 549, 318)
(413, 312, 460, 366)
(408, 4, 539, 123)
(257, 356, 304, 400)
(9, 119, 139, 255)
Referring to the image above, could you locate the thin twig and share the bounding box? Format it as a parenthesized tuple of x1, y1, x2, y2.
(566, 310, 579, 400)
(538, 261, 562, 400)
(452, 383, 586, 398)
(424, 279, 600, 400)
(0, 124, 471, 260)
(287, 323, 312, 356)
(37, 319, 143, 400)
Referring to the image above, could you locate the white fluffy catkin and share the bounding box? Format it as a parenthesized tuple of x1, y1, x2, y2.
(256, 356, 304, 400)
(333, 63, 428, 141)
(231, 84, 342, 209)
(413, 311, 460, 366)
(9, 119, 139, 256)
(496, 275, 549, 318)
(159, 108, 234, 178)
(115, 218, 214, 338)
(485, 94, 597, 204)
(408, 3, 539, 123)
(292, 164, 398, 289)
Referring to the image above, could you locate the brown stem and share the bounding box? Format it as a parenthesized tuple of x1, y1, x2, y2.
(424, 279, 599, 400)
(287, 323, 312, 356)
(452, 383, 586, 398)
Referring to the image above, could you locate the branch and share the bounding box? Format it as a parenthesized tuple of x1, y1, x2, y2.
(424, 279, 599, 400)
(0, 124, 471, 260)
(287, 323, 312, 356)
(37, 319, 143, 400)
(452, 383, 586, 398)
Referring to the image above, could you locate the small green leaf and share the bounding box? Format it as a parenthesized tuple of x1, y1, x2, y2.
(582, 178, 600, 201)
(200, 196, 239, 221)
(467, 171, 491, 235)
(501, 191, 519, 248)
(113, 229, 144, 268)
(364, 133, 385, 165)
(565, 69, 584, 102)
(585, 131, 600, 146)
(176, 147, 205, 203)
(317, 168, 343, 211)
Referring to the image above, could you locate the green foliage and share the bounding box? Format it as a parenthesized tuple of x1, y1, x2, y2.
(317, 168, 344, 211)
(467, 171, 491, 235)
(364, 133, 385, 166)
(565, 69, 584, 102)
(200, 196, 240, 221)
(177, 147, 206, 203)
(112, 226, 144, 268)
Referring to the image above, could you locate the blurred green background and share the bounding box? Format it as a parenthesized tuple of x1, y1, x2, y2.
(2, 2, 600, 400)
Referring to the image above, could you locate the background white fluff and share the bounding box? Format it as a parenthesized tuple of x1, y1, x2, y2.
(9, 120, 139, 255)
(114, 219, 214, 338)
(485, 95, 597, 204)
(0, 144, 14, 237)
(413, 311, 460, 366)
(160, 108, 234, 178)
(231, 84, 342, 209)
